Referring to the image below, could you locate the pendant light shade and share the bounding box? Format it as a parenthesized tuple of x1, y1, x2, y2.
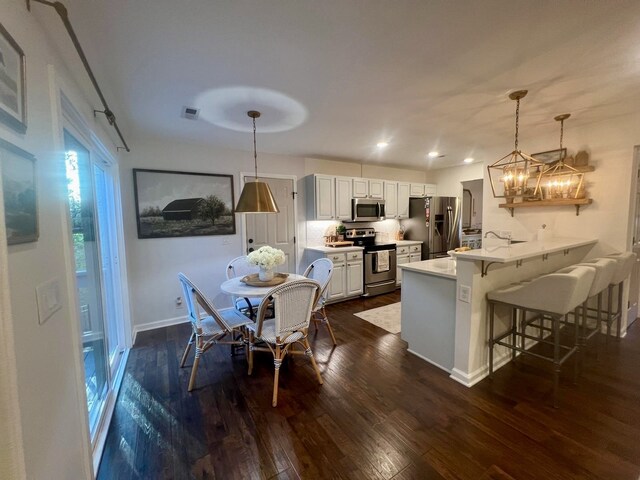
(235, 110, 279, 213)
(487, 90, 545, 200)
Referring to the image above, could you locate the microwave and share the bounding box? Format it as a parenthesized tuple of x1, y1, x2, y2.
(351, 198, 386, 222)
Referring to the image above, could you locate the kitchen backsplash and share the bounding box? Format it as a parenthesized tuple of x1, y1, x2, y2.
(306, 219, 403, 246)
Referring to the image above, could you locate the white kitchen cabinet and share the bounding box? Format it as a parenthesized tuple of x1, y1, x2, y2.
(305, 249, 363, 302)
(308, 174, 335, 220)
(396, 253, 410, 286)
(424, 183, 437, 196)
(384, 181, 398, 219)
(335, 176, 353, 220)
(410, 253, 422, 263)
(346, 258, 364, 296)
(410, 183, 425, 197)
(368, 179, 384, 199)
(397, 182, 410, 219)
(352, 178, 369, 198)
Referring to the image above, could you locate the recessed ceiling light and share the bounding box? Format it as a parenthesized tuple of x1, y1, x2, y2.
(376, 141, 389, 148)
(464, 157, 474, 164)
(428, 151, 439, 158)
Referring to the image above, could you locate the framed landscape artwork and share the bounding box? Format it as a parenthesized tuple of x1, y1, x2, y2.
(532, 148, 566, 164)
(1, 138, 37, 244)
(0, 24, 27, 134)
(133, 168, 236, 239)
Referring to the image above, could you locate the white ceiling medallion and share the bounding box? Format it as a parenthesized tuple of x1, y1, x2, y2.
(194, 86, 308, 133)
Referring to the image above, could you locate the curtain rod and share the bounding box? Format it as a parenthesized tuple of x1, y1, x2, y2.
(27, 0, 131, 152)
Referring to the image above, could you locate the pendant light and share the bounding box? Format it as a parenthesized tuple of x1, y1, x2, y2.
(536, 114, 585, 200)
(487, 90, 544, 200)
(235, 110, 280, 213)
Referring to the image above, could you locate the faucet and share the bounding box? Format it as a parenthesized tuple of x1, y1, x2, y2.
(484, 230, 511, 245)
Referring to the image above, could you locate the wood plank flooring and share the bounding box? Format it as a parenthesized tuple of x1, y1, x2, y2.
(98, 292, 640, 479)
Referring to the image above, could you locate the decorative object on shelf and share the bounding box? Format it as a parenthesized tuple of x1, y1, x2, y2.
(487, 90, 545, 202)
(133, 168, 236, 239)
(0, 24, 27, 134)
(247, 245, 286, 281)
(1, 138, 37, 244)
(536, 114, 587, 200)
(336, 223, 346, 241)
(235, 110, 279, 213)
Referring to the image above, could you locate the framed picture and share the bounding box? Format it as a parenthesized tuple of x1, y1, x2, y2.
(0, 24, 26, 134)
(133, 168, 236, 239)
(1, 138, 37, 244)
(532, 148, 566, 164)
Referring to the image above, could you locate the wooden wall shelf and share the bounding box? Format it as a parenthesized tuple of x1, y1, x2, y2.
(499, 198, 593, 217)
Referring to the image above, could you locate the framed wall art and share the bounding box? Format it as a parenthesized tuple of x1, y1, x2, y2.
(0, 24, 26, 134)
(531, 148, 566, 165)
(133, 168, 236, 239)
(1, 138, 37, 244)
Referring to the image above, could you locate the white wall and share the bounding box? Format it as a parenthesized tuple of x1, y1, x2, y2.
(481, 112, 640, 255)
(427, 162, 484, 198)
(1, 1, 123, 478)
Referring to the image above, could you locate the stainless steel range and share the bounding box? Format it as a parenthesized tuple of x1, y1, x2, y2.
(345, 227, 397, 297)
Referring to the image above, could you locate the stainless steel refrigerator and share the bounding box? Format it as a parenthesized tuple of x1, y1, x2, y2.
(403, 197, 461, 260)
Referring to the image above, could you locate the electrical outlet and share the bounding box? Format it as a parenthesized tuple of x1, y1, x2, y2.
(175, 296, 184, 308)
(458, 284, 471, 303)
(36, 278, 62, 324)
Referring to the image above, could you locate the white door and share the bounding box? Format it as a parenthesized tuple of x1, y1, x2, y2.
(244, 176, 296, 273)
(314, 175, 335, 220)
(369, 179, 384, 199)
(353, 178, 368, 198)
(629, 154, 640, 325)
(347, 261, 364, 295)
(397, 254, 409, 285)
(328, 263, 346, 300)
(398, 182, 410, 219)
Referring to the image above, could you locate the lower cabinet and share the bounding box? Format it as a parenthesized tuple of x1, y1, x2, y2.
(397, 244, 422, 286)
(307, 249, 364, 302)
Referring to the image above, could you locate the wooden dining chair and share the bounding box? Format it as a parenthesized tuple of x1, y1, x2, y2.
(226, 255, 261, 317)
(303, 258, 337, 345)
(247, 279, 323, 406)
(178, 273, 252, 391)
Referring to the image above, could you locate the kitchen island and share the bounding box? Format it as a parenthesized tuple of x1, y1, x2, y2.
(399, 237, 599, 386)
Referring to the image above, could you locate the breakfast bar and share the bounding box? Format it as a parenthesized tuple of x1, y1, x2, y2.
(400, 237, 599, 386)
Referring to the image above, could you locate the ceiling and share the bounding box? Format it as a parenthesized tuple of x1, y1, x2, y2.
(37, 0, 640, 169)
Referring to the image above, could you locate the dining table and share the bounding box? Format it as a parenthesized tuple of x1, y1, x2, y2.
(220, 273, 307, 319)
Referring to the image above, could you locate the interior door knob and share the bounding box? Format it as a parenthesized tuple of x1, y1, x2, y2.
(248, 247, 254, 253)
(248, 238, 254, 244)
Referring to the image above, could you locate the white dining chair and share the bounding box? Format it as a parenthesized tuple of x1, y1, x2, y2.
(226, 255, 261, 317)
(247, 279, 323, 407)
(303, 258, 337, 345)
(178, 273, 252, 391)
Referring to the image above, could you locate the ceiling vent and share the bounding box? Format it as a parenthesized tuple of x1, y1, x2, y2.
(182, 106, 200, 120)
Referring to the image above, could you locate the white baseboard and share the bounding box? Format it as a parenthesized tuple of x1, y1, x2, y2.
(132, 315, 189, 345)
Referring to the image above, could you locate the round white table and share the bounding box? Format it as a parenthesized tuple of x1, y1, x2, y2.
(220, 273, 307, 298)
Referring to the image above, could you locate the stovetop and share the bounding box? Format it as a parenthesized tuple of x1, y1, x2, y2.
(345, 227, 396, 251)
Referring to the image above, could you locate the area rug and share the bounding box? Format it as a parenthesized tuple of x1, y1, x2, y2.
(354, 302, 401, 334)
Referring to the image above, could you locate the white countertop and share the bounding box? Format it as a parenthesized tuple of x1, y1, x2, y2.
(305, 245, 364, 253)
(394, 240, 422, 246)
(399, 258, 457, 279)
(452, 237, 598, 263)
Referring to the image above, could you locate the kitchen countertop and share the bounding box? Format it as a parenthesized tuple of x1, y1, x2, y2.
(393, 240, 422, 246)
(305, 245, 364, 253)
(399, 258, 456, 279)
(451, 237, 598, 263)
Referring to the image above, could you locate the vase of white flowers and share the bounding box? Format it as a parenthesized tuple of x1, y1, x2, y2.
(247, 246, 286, 281)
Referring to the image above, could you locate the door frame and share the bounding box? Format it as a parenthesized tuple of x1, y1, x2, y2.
(239, 173, 298, 272)
(626, 145, 640, 327)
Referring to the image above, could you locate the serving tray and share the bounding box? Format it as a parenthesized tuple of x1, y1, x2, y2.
(324, 241, 355, 248)
(241, 272, 289, 287)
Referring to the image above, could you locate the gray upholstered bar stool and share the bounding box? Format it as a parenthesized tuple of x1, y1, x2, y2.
(555, 258, 617, 359)
(604, 252, 637, 340)
(487, 265, 596, 407)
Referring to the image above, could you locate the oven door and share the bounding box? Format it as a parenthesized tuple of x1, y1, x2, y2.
(364, 249, 397, 284)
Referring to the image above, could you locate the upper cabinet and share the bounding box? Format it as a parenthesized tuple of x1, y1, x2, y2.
(352, 178, 384, 199)
(335, 176, 353, 220)
(307, 175, 437, 221)
(397, 182, 410, 218)
(384, 181, 398, 219)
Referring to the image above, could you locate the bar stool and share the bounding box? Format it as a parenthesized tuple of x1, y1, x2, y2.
(487, 265, 596, 407)
(604, 252, 637, 340)
(556, 258, 617, 360)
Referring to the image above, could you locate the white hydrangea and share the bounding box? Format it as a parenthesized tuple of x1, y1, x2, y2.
(247, 246, 286, 269)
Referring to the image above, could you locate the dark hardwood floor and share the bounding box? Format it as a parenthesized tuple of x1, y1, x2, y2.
(98, 291, 640, 479)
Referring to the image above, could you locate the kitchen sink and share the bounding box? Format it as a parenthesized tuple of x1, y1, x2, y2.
(510, 240, 527, 244)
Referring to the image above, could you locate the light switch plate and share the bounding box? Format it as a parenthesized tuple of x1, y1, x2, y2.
(36, 278, 62, 325)
(458, 284, 471, 303)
